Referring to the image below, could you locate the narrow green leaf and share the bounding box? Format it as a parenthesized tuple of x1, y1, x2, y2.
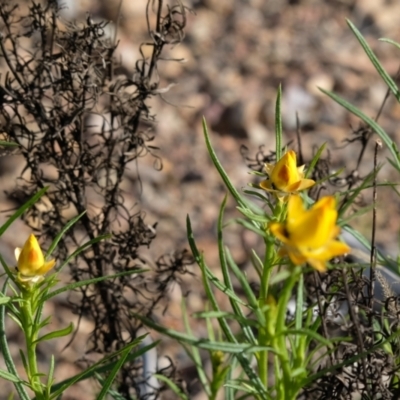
(206, 267, 247, 306)
(293, 275, 309, 372)
(224, 382, 259, 395)
(154, 374, 190, 400)
(275, 84, 283, 160)
(373, 318, 393, 355)
(234, 218, 267, 237)
(218, 196, 257, 344)
(305, 143, 326, 178)
(46, 356, 55, 397)
(35, 323, 74, 344)
(246, 187, 275, 213)
(96, 343, 135, 400)
(338, 169, 375, 218)
(347, 20, 400, 101)
(132, 314, 272, 353)
(0, 369, 23, 383)
(303, 330, 396, 386)
(225, 358, 236, 400)
(295, 274, 304, 332)
(194, 311, 258, 327)
(339, 204, 373, 225)
(291, 367, 308, 378)
(313, 167, 345, 187)
(55, 234, 112, 273)
(205, 304, 216, 342)
(187, 214, 267, 396)
(46, 211, 87, 258)
(38, 316, 52, 330)
(0, 140, 18, 147)
(8, 312, 23, 330)
(181, 299, 211, 397)
(43, 269, 147, 302)
(194, 310, 233, 319)
(236, 206, 270, 223)
(211, 364, 231, 396)
(0, 280, 30, 400)
(250, 249, 264, 279)
(269, 270, 292, 285)
(54, 341, 158, 396)
(284, 329, 333, 347)
(320, 87, 400, 171)
(202, 117, 262, 214)
(225, 248, 265, 326)
(50, 335, 150, 398)
(0, 187, 49, 238)
(0, 296, 11, 305)
(19, 349, 29, 377)
(379, 38, 400, 50)
(33, 286, 49, 329)
(92, 373, 126, 400)
(186, 215, 246, 306)
(242, 189, 271, 205)
(186, 214, 202, 265)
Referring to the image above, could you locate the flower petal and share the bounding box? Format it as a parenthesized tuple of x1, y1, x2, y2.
(17, 273, 44, 284)
(270, 151, 300, 191)
(297, 165, 306, 176)
(264, 163, 275, 175)
(260, 151, 315, 198)
(269, 222, 290, 244)
(308, 241, 351, 260)
(269, 194, 350, 272)
(260, 179, 273, 191)
(286, 195, 306, 231)
(287, 249, 308, 266)
(14, 247, 21, 262)
(36, 259, 56, 275)
(288, 197, 338, 248)
(17, 234, 45, 275)
(16, 234, 56, 279)
(306, 259, 327, 272)
(290, 179, 315, 192)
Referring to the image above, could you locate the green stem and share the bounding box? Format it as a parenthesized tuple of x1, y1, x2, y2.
(257, 327, 268, 391)
(259, 199, 285, 302)
(259, 237, 275, 302)
(258, 201, 287, 393)
(258, 236, 276, 390)
(20, 291, 45, 400)
(275, 266, 301, 400)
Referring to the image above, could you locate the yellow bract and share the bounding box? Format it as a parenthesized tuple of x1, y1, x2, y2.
(15, 234, 56, 284)
(269, 195, 350, 272)
(260, 150, 315, 199)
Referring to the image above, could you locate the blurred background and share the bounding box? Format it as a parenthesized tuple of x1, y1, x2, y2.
(2, 0, 400, 398)
(46, 0, 400, 259)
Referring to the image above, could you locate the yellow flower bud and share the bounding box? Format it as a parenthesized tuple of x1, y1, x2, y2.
(260, 150, 315, 199)
(15, 234, 56, 284)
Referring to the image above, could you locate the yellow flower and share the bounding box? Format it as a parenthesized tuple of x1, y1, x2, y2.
(269, 195, 350, 272)
(260, 150, 315, 198)
(15, 234, 56, 284)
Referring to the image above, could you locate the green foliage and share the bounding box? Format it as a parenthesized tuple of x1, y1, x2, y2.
(0, 191, 151, 399)
(136, 20, 400, 397)
(2, 13, 400, 400)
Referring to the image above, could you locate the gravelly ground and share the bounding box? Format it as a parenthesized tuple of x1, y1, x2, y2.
(2, 0, 400, 398)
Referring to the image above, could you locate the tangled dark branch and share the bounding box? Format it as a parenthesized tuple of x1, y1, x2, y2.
(0, 0, 190, 397)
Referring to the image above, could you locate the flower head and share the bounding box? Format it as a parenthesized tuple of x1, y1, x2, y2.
(260, 150, 315, 199)
(269, 195, 350, 271)
(15, 234, 56, 285)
